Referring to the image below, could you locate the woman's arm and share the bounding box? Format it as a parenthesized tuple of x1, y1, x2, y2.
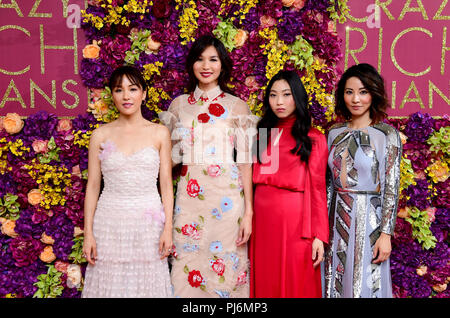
(236, 163, 253, 246)
(158, 125, 174, 259)
(82, 129, 103, 265)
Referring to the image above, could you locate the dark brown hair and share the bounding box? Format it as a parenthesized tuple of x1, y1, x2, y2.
(109, 65, 147, 92)
(335, 63, 388, 124)
(185, 34, 232, 93)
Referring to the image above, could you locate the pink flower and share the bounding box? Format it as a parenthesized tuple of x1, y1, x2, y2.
(211, 258, 225, 276)
(260, 15, 276, 28)
(186, 179, 200, 198)
(57, 118, 73, 132)
(98, 140, 116, 161)
(181, 223, 200, 240)
(207, 165, 222, 177)
(425, 207, 436, 223)
(236, 271, 247, 286)
(55, 260, 70, 273)
(144, 206, 166, 226)
(32, 139, 48, 154)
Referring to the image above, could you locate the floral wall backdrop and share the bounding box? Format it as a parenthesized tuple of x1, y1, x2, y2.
(0, 0, 448, 298)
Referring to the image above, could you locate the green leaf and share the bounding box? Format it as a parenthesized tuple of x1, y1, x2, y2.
(198, 194, 205, 200)
(219, 276, 225, 283)
(183, 265, 189, 274)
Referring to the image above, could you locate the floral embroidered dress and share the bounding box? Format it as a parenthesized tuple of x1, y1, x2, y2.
(82, 140, 173, 298)
(324, 122, 402, 298)
(159, 85, 258, 298)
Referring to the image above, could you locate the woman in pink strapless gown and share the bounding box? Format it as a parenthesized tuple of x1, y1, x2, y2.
(81, 66, 174, 297)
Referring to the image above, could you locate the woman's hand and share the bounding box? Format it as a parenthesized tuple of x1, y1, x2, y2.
(236, 212, 252, 246)
(83, 233, 97, 265)
(312, 238, 324, 268)
(372, 232, 391, 264)
(159, 226, 173, 260)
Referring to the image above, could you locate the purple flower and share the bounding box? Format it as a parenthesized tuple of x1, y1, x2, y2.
(278, 9, 304, 43)
(80, 58, 113, 89)
(405, 179, 432, 210)
(9, 236, 43, 267)
(404, 112, 435, 143)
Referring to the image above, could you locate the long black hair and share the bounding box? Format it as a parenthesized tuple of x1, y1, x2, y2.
(256, 70, 312, 163)
(185, 34, 232, 93)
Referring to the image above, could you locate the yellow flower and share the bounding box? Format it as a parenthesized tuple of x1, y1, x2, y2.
(426, 160, 449, 183)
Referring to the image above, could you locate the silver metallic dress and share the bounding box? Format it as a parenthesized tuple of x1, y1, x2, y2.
(324, 122, 402, 298)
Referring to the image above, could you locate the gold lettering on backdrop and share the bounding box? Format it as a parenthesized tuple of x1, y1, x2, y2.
(398, 0, 429, 21)
(433, 0, 450, 20)
(428, 80, 450, 109)
(375, 0, 395, 20)
(29, 0, 51, 18)
(345, 5, 368, 23)
(40, 24, 78, 75)
(391, 81, 397, 109)
(0, 25, 31, 75)
(345, 27, 367, 70)
(442, 27, 449, 75)
(62, 80, 80, 109)
(378, 27, 383, 73)
(0, 0, 23, 17)
(0, 79, 27, 109)
(30, 80, 56, 109)
(391, 27, 432, 77)
(61, 0, 70, 17)
(400, 81, 425, 109)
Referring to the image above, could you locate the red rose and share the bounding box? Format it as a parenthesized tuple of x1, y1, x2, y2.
(197, 113, 210, 123)
(181, 165, 188, 177)
(208, 103, 225, 117)
(188, 270, 204, 288)
(186, 179, 200, 197)
(152, 0, 172, 18)
(188, 93, 196, 105)
(211, 258, 225, 276)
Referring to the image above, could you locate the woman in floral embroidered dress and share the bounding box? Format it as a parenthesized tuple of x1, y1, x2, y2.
(324, 63, 402, 298)
(82, 66, 173, 297)
(159, 35, 258, 298)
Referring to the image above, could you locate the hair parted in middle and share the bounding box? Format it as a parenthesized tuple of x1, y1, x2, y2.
(185, 34, 233, 93)
(255, 70, 313, 164)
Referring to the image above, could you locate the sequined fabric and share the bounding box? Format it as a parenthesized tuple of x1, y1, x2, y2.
(82, 140, 173, 298)
(324, 123, 402, 298)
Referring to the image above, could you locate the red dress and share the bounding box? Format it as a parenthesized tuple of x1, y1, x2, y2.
(250, 117, 329, 298)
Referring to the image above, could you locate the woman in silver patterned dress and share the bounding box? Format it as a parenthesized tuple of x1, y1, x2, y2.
(324, 63, 402, 298)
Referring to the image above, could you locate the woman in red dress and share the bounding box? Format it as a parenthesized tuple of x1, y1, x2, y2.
(250, 71, 329, 298)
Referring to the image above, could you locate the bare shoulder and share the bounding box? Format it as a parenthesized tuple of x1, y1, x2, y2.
(90, 122, 114, 143)
(145, 121, 170, 139)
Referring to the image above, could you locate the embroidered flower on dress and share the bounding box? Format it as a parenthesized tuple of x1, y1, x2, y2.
(181, 223, 201, 240)
(210, 258, 225, 276)
(208, 103, 225, 117)
(186, 179, 200, 198)
(211, 208, 222, 220)
(188, 270, 205, 288)
(206, 165, 222, 177)
(98, 140, 116, 161)
(188, 93, 196, 105)
(236, 271, 248, 286)
(209, 241, 223, 253)
(220, 197, 233, 212)
(197, 113, 210, 123)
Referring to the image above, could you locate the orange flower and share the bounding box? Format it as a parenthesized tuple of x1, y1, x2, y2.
(146, 37, 161, 53)
(416, 265, 427, 276)
(397, 207, 409, 219)
(293, 0, 306, 10)
(71, 165, 82, 178)
(28, 189, 43, 206)
(73, 226, 84, 237)
(3, 113, 24, 134)
(234, 29, 248, 48)
(1, 219, 18, 238)
(260, 15, 276, 28)
(40, 232, 55, 245)
(32, 139, 48, 154)
(432, 283, 447, 293)
(82, 43, 100, 59)
(57, 118, 73, 132)
(282, 0, 295, 7)
(39, 245, 56, 263)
